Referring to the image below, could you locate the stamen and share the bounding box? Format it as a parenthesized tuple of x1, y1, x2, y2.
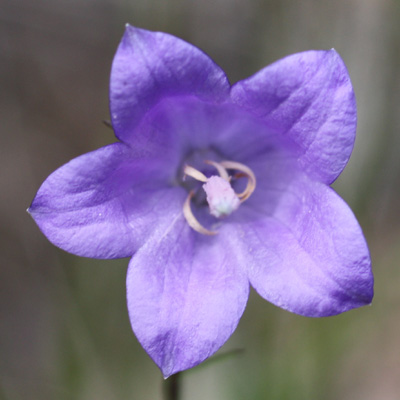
(183, 164, 208, 182)
(204, 160, 230, 181)
(219, 161, 256, 202)
(183, 191, 217, 236)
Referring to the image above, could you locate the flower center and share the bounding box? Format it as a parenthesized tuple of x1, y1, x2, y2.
(203, 176, 240, 218)
(182, 160, 256, 235)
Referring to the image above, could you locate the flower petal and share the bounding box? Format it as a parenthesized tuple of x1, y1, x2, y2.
(134, 95, 288, 166)
(110, 25, 230, 144)
(126, 217, 249, 377)
(231, 50, 356, 184)
(28, 143, 186, 259)
(235, 173, 373, 317)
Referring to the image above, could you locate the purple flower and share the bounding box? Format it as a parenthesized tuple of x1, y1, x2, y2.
(29, 25, 373, 378)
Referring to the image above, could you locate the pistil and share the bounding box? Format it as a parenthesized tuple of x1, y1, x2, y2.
(182, 160, 256, 235)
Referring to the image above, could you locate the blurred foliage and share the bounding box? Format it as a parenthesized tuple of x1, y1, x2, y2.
(1, 0, 400, 399)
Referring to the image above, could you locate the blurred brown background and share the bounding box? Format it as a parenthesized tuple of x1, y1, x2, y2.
(1, 0, 400, 399)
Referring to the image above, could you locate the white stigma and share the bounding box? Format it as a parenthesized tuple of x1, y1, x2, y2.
(203, 176, 240, 218)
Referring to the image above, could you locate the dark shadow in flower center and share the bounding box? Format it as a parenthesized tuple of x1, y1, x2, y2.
(178, 146, 225, 206)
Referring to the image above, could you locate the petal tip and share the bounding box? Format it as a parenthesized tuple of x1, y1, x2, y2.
(158, 357, 183, 380)
(162, 369, 174, 380)
(159, 359, 197, 379)
(121, 24, 145, 47)
(27, 203, 38, 217)
(363, 286, 374, 307)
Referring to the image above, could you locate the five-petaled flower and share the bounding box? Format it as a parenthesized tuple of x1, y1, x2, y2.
(29, 25, 374, 378)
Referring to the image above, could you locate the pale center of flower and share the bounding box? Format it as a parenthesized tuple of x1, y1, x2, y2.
(182, 160, 256, 235)
(203, 176, 240, 218)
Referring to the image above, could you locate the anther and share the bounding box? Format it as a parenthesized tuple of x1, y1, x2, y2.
(183, 191, 217, 235)
(183, 164, 208, 182)
(219, 161, 256, 202)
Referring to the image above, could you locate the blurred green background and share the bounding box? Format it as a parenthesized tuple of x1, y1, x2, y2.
(1, 0, 400, 399)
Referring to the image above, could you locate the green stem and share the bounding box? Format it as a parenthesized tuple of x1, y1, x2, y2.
(165, 372, 181, 400)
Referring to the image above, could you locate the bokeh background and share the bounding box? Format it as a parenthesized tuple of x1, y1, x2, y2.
(2, 0, 400, 399)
